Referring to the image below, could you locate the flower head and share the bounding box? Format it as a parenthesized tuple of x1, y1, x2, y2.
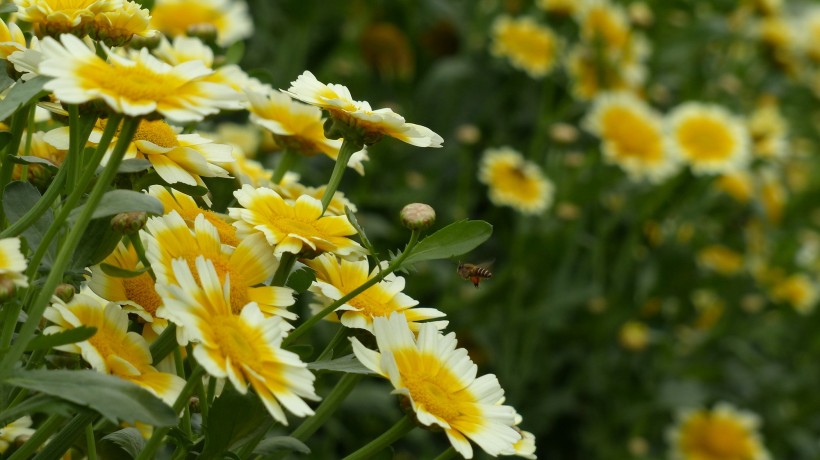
(14, 0, 113, 36)
(157, 256, 319, 424)
(769, 273, 818, 315)
(150, 0, 253, 47)
(0, 18, 27, 60)
(306, 253, 447, 333)
(668, 102, 750, 175)
(90, 0, 154, 47)
(148, 185, 240, 247)
(351, 313, 523, 459)
(667, 403, 770, 460)
(0, 237, 28, 289)
(0, 417, 36, 454)
(697, 245, 744, 276)
(478, 147, 553, 215)
(229, 185, 364, 258)
(284, 71, 443, 148)
(490, 16, 560, 78)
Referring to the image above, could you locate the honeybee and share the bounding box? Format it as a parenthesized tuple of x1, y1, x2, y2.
(457, 262, 492, 288)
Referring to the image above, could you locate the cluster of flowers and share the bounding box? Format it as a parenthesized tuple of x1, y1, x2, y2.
(0, 0, 535, 458)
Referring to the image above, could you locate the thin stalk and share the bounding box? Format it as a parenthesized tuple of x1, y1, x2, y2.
(128, 233, 155, 279)
(66, 105, 81, 192)
(86, 423, 98, 460)
(341, 415, 416, 460)
(30, 412, 97, 460)
(284, 229, 420, 346)
(315, 326, 347, 362)
(174, 347, 192, 438)
(320, 138, 359, 213)
(433, 446, 460, 460)
(271, 252, 296, 287)
(6, 413, 64, 460)
(271, 149, 299, 184)
(0, 117, 137, 370)
(290, 374, 362, 442)
(150, 323, 178, 365)
(0, 108, 29, 224)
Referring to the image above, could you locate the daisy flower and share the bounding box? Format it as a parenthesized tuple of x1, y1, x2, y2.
(584, 92, 679, 183)
(305, 253, 447, 333)
(478, 147, 553, 215)
(490, 16, 560, 79)
(246, 89, 369, 175)
(0, 237, 28, 289)
(769, 273, 818, 315)
(274, 173, 357, 217)
(577, 0, 631, 53)
(0, 417, 36, 454)
(229, 185, 364, 258)
(13, 0, 113, 36)
(144, 211, 296, 320)
(150, 0, 253, 47)
(35, 33, 242, 122)
(715, 171, 754, 204)
(157, 256, 319, 425)
(44, 293, 186, 407)
(351, 313, 523, 459)
(668, 102, 750, 175)
(148, 185, 240, 247)
(667, 403, 770, 460)
(0, 18, 27, 60)
(284, 71, 443, 148)
(224, 147, 274, 188)
(90, 0, 154, 46)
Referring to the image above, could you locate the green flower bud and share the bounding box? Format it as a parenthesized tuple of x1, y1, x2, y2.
(400, 203, 435, 231)
(111, 211, 148, 235)
(54, 283, 76, 303)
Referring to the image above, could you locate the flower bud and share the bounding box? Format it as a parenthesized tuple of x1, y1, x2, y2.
(400, 203, 435, 231)
(54, 283, 76, 303)
(128, 31, 163, 50)
(111, 211, 148, 235)
(0, 277, 16, 302)
(186, 23, 218, 45)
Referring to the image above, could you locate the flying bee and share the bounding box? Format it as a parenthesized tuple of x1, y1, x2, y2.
(457, 262, 493, 288)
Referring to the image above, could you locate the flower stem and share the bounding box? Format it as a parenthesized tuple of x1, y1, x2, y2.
(0, 107, 30, 225)
(290, 373, 362, 442)
(341, 414, 416, 460)
(272, 252, 296, 286)
(320, 137, 360, 214)
(283, 229, 420, 347)
(271, 148, 299, 184)
(150, 323, 178, 365)
(0, 116, 136, 370)
(315, 326, 347, 362)
(86, 422, 98, 460)
(433, 446, 460, 460)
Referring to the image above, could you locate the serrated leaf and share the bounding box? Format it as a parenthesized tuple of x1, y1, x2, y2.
(100, 263, 148, 278)
(402, 220, 493, 266)
(285, 266, 316, 293)
(307, 354, 374, 375)
(9, 155, 59, 172)
(117, 159, 152, 174)
(69, 190, 164, 221)
(101, 428, 145, 459)
(253, 436, 311, 456)
(26, 327, 97, 351)
(4, 181, 54, 252)
(0, 76, 49, 123)
(1, 369, 177, 426)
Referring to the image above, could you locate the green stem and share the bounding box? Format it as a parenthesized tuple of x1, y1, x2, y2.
(175, 347, 192, 438)
(6, 414, 64, 460)
(150, 323, 178, 365)
(30, 412, 97, 460)
(320, 138, 360, 213)
(433, 446, 460, 460)
(86, 422, 98, 460)
(128, 233, 155, 279)
(0, 158, 67, 239)
(341, 415, 416, 460)
(290, 374, 362, 442)
(0, 300, 22, 351)
(284, 229, 420, 347)
(0, 116, 136, 370)
(0, 108, 29, 224)
(315, 326, 347, 362)
(272, 252, 296, 287)
(135, 365, 206, 460)
(66, 105, 81, 192)
(271, 149, 299, 184)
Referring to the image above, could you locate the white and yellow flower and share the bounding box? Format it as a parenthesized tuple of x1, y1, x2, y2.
(0, 417, 36, 454)
(490, 16, 560, 78)
(274, 173, 357, 217)
(150, 0, 253, 47)
(157, 256, 319, 425)
(769, 273, 818, 315)
(14, 0, 113, 34)
(351, 313, 523, 459)
(148, 185, 240, 247)
(667, 403, 770, 460)
(668, 102, 750, 175)
(478, 147, 553, 215)
(0, 237, 28, 289)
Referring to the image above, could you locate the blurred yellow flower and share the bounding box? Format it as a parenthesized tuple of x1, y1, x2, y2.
(150, 0, 253, 47)
(618, 321, 649, 351)
(577, 0, 631, 52)
(0, 417, 35, 454)
(12, 131, 67, 188)
(584, 92, 679, 182)
(14, 0, 112, 35)
(697, 245, 744, 276)
(667, 403, 770, 460)
(747, 99, 788, 160)
(490, 16, 560, 78)
(478, 147, 553, 215)
(0, 237, 28, 289)
(770, 273, 818, 315)
(803, 8, 820, 63)
(759, 168, 786, 224)
(566, 44, 640, 101)
(668, 102, 750, 175)
(536, 0, 578, 15)
(716, 171, 754, 204)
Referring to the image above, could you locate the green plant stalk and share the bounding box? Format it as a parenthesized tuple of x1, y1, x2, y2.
(284, 229, 420, 347)
(6, 413, 64, 460)
(30, 412, 97, 460)
(0, 116, 137, 370)
(433, 446, 459, 460)
(86, 422, 98, 460)
(135, 365, 206, 460)
(289, 373, 362, 443)
(128, 233, 155, 279)
(150, 323, 178, 365)
(271, 148, 299, 184)
(0, 108, 30, 224)
(272, 252, 296, 286)
(0, 156, 68, 239)
(315, 326, 347, 362)
(341, 414, 416, 460)
(175, 347, 192, 438)
(320, 137, 359, 213)
(66, 105, 81, 192)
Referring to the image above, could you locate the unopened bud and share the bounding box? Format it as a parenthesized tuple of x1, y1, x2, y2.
(111, 211, 148, 235)
(186, 23, 218, 45)
(189, 396, 200, 413)
(128, 31, 163, 50)
(0, 277, 16, 302)
(550, 123, 578, 144)
(400, 203, 435, 231)
(454, 124, 480, 145)
(54, 283, 76, 303)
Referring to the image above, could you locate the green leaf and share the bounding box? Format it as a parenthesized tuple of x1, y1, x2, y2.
(201, 384, 271, 458)
(117, 159, 152, 174)
(0, 3, 18, 14)
(307, 354, 374, 375)
(0, 394, 76, 427)
(285, 266, 316, 293)
(26, 327, 97, 351)
(253, 436, 311, 456)
(4, 181, 53, 252)
(402, 220, 493, 266)
(8, 155, 59, 172)
(101, 428, 145, 459)
(68, 217, 122, 270)
(100, 263, 148, 278)
(69, 190, 164, 221)
(1, 369, 178, 426)
(223, 40, 246, 66)
(0, 76, 49, 123)
(345, 206, 380, 262)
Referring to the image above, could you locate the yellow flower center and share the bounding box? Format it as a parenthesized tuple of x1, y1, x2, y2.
(81, 60, 186, 104)
(348, 289, 391, 317)
(680, 413, 757, 460)
(183, 254, 248, 314)
(134, 120, 180, 148)
(676, 116, 736, 162)
(489, 163, 542, 203)
(600, 106, 663, 162)
(122, 273, 163, 315)
(495, 21, 557, 72)
(211, 315, 262, 370)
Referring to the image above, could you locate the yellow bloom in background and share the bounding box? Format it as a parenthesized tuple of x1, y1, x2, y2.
(692, 290, 725, 330)
(747, 99, 788, 160)
(285, 71, 443, 148)
(88, 241, 165, 332)
(769, 273, 818, 315)
(0, 18, 27, 59)
(246, 89, 369, 175)
(565, 44, 636, 101)
(274, 173, 357, 217)
(667, 403, 770, 460)
(150, 0, 253, 47)
(157, 257, 319, 425)
(44, 293, 186, 407)
(306, 253, 447, 333)
(759, 168, 786, 224)
(536, 0, 578, 16)
(697, 245, 745, 276)
(618, 320, 649, 351)
(352, 313, 523, 459)
(478, 147, 553, 215)
(577, 0, 631, 53)
(148, 185, 240, 247)
(0, 417, 36, 454)
(715, 171, 754, 204)
(490, 16, 560, 78)
(225, 148, 274, 188)
(14, 0, 112, 35)
(668, 102, 750, 175)
(0, 237, 28, 289)
(90, 0, 154, 46)
(584, 92, 679, 182)
(229, 185, 364, 258)
(12, 131, 67, 188)
(36, 34, 243, 122)
(144, 211, 296, 319)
